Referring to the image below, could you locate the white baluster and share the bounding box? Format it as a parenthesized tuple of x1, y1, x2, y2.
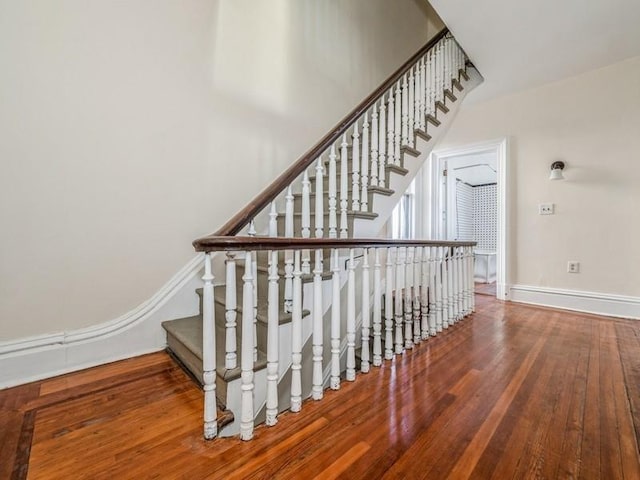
(346, 249, 356, 381)
(301, 171, 311, 239)
(224, 253, 237, 370)
(434, 43, 441, 105)
(202, 253, 217, 439)
(290, 251, 303, 412)
(446, 37, 453, 92)
(413, 65, 420, 133)
(413, 247, 421, 345)
(454, 247, 460, 322)
(458, 247, 464, 320)
(328, 145, 338, 238)
(265, 248, 279, 426)
(421, 246, 430, 340)
(312, 249, 324, 400)
(378, 97, 386, 188)
(419, 57, 426, 131)
(372, 248, 383, 366)
(428, 246, 437, 337)
(453, 247, 461, 322)
(384, 247, 394, 360)
(417, 61, 423, 129)
(443, 38, 449, 94)
(240, 251, 255, 441)
(352, 122, 360, 212)
(361, 248, 370, 373)
(395, 247, 404, 355)
(360, 113, 369, 212)
(284, 186, 294, 313)
(394, 81, 402, 164)
(427, 51, 434, 116)
(401, 74, 409, 146)
(442, 248, 449, 329)
(433, 42, 438, 103)
(370, 104, 379, 187)
(315, 158, 324, 238)
(330, 249, 341, 390)
(387, 88, 395, 168)
(467, 246, 474, 315)
(404, 247, 413, 350)
(435, 246, 444, 333)
(269, 202, 278, 237)
(470, 247, 476, 312)
(301, 171, 311, 274)
(447, 248, 456, 325)
(438, 42, 445, 103)
(247, 221, 258, 362)
(462, 246, 469, 316)
(340, 134, 349, 238)
(408, 68, 415, 148)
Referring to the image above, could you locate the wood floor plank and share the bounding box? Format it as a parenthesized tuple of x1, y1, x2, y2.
(381, 310, 544, 479)
(552, 316, 592, 479)
(604, 322, 640, 480)
(469, 316, 567, 479)
(616, 322, 640, 460)
(0, 296, 638, 479)
(444, 316, 554, 478)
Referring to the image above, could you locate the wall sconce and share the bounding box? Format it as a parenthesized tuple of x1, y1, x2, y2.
(549, 161, 565, 181)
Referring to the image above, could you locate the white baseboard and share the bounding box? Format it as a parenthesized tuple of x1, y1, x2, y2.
(0, 254, 208, 389)
(508, 285, 640, 320)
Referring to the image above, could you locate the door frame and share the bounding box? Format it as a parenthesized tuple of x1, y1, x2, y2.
(427, 138, 509, 300)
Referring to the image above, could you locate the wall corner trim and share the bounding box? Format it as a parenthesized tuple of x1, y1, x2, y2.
(508, 284, 640, 320)
(0, 253, 207, 389)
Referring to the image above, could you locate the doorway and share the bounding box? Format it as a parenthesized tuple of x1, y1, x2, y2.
(428, 139, 509, 300)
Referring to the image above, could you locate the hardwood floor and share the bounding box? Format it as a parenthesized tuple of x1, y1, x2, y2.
(1, 296, 639, 479)
(475, 282, 497, 296)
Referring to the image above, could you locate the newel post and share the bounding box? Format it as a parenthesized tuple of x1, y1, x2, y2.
(202, 253, 217, 440)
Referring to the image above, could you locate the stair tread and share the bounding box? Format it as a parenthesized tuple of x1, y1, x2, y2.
(401, 145, 420, 157)
(387, 164, 409, 175)
(436, 100, 449, 114)
(162, 315, 268, 381)
(444, 89, 457, 102)
(414, 129, 431, 142)
(426, 114, 441, 127)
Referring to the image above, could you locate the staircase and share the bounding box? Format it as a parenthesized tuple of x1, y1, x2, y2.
(162, 29, 482, 440)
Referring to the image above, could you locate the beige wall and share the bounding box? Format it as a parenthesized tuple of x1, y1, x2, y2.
(0, 1, 443, 341)
(439, 55, 640, 297)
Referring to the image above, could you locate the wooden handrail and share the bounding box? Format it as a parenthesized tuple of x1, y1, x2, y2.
(193, 235, 475, 252)
(213, 28, 450, 237)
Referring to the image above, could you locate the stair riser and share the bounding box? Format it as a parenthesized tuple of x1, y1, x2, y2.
(310, 162, 402, 192)
(165, 329, 229, 402)
(276, 214, 358, 237)
(233, 256, 334, 295)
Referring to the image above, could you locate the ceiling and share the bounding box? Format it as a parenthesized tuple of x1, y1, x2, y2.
(430, 0, 640, 102)
(448, 152, 497, 186)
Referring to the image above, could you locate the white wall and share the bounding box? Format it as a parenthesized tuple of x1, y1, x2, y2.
(0, 0, 444, 341)
(438, 55, 640, 298)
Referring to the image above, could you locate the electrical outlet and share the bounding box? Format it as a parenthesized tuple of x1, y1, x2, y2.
(539, 203, 554, 215)
(567, 261, 580, 273)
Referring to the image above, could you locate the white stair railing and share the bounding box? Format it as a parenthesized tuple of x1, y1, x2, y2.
(194, 238, 476, 441)
(193, 30, 475, 440)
